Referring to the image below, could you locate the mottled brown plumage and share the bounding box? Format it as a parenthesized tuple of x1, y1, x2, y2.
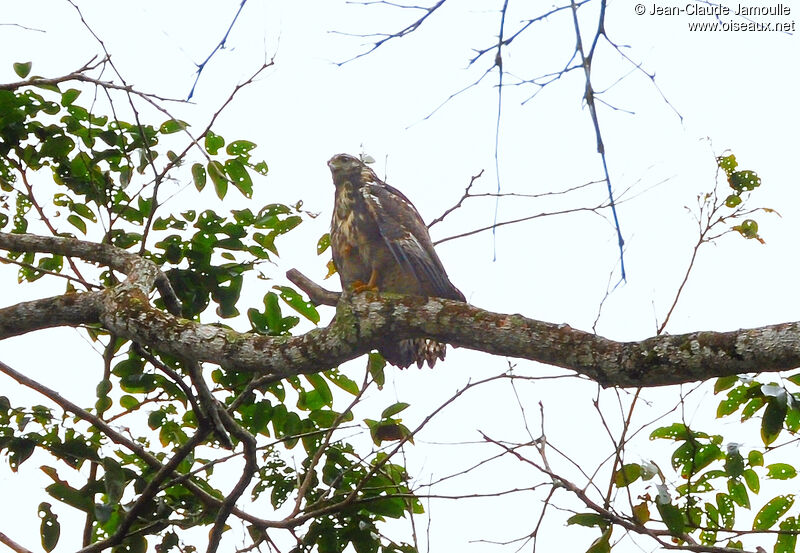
(328, 153, 465, 368)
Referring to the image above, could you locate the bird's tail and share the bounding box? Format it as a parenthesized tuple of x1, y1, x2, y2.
(380, 339, 447, 369)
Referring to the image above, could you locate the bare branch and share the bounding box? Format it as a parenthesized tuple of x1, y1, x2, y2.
(482, 434, 754, 553)
(286, 268, 341, 306)
(427, 169, 484, 228)
(207, 407, 258, 553)
(4, 232, 800, 388)
(335, 0, 448, 64)
(0, 254, 102, 289)
(569, 0, 627, 282)
(0, 70, 185, 103)
(434, 203, 607, 245)
(188, 0, 250, 100)
(0, 532, 34, 553)
(471, 1, 592, 67)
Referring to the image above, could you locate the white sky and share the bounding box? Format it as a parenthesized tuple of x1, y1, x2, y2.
(0, 1, 798, 552)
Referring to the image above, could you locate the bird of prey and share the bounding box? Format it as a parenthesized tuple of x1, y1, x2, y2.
(328, 153, 465, 369)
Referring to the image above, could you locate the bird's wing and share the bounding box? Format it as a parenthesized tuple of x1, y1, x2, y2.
(361, 182, 461, 299)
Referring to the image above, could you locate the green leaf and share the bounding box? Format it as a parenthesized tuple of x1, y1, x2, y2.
(743, 468, 760, 493)
(748, 450, 764, 467)
(253, 160, 268, 175)
(41, 135, 75, 159)
(717, 154, 737, 174)
(776, 517, 799, 553)
(102, 457, 127, 503)
(566, 513, 609, 529)
(650, 423, 689, 440)
(116, 535, 147, 553)
(585, 527, 612, 553)
(714, 376, 738, 393)
(323, 369, 360, 395)
(119, 395, 139, 410)
(119, 165, 132, 186)
(72, 202, 96, 221)
(614, 463, 643, 487)
(226, 139, 256, 157)
(304, 373, 333, 406)
(159, 119, 188, 134)
(672, 442, 722, 477)
(263, 291, 283, 333)
(225, 158, 253, 197)
(67, 214, 87, 234)
(45, 482, 94, 513)
(753, 495, 794, 530)
(656, 501, 685, 535)
(38, 502, 60, 552)
(767, 463, 797, 480)
(367, 353, 386, 388)
(191, 162, 206, 191)
(208, 160, 227, 199)
(724, 194, 742, 208)
(705, 501, 720, 528)
(274, 285, 319, 324)
(61, 88, 81, 106)
(96, 379, 112, 396)
(741, 396, 766, 420)
(147, 410, 166, 429)
(204, 130, 224, 155)
(382, 402, 410, 419)
(120, 373, 157, 394)
(786, 407, 800, 432)
(729, 170, 761, 191)
(716, 493, 735, 529)
(317, 233, 331, 255)
(727, 478, 749, 508)
(8, 437, 36, 471)
(14, 61, 32, 78)
(762, 396, 788, 445)
(733, 219, 761, 241)
(95, 396, 112, 414)
(717, 383, 756, 417)
(308, 409, 348, 428)
(363, 495, 406, 518)
(632, 501, 650, 524)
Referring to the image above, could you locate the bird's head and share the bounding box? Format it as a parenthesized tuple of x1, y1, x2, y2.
(328, 153, 376, 188)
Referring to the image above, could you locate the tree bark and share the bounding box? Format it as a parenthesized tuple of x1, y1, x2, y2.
(2, 231, 799, 387)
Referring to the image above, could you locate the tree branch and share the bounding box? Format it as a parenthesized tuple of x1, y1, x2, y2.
(3, 232, 800, 388)
(286, 268, 340, 306)
(0, 532, 34, 553)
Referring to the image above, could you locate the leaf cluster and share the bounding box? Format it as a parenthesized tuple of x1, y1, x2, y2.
(577, 372, 800, 553)
(0, 62, 424, 553)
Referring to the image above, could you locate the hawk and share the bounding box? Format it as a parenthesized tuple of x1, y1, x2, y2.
(328, 153, 465, 369)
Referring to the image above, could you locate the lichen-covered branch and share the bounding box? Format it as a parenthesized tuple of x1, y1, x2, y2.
(2, 231, 800, 388)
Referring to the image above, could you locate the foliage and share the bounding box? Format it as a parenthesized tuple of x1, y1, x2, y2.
(0, 35, 793, 553)
(0, 62, 421, 553)
(599, 373, 800, 553)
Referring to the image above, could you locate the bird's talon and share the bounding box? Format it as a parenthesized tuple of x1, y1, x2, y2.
(351, 280, 378, 293)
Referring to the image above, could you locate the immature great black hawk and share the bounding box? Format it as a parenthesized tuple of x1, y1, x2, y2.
(328, 153, 465, 369)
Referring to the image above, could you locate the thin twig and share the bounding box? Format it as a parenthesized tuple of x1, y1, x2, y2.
(0, 532, 34, 553)
(188, 0, 250, 100)
(334, 0, 448, 65)
(427, 169, 484, 228)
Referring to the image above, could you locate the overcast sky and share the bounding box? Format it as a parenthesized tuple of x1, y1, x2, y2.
(1, 1, 798, 551)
